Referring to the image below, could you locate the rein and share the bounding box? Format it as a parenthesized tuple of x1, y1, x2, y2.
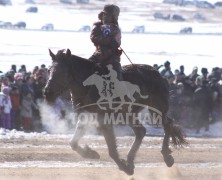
(120, 47, 144, 75)
(120, 47, 135, 66)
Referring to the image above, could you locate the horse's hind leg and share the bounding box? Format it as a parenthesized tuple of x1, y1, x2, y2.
(127, 121, 146, 171)
(100, 124, 134, 175)
(161, 116, 174, 167)
(162, 115, 187, 167)
(70, 120, 100, 159)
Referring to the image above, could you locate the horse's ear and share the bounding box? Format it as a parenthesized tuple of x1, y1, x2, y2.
(66, 49, 71, 57)
(49, 49, 56, 62)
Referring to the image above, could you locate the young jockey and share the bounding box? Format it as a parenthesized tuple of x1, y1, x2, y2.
(89, 4, 122, 80)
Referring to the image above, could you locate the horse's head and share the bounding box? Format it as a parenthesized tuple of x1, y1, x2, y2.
(44, 49, 72, 103)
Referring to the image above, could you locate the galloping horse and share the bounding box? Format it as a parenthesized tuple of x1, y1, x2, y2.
(44, 49, 187, 175)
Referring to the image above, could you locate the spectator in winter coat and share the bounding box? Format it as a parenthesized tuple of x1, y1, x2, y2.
(208, 67, 221, 82)
(174, 69, 182, 84)
(10, 85, 21, 130)
(1, 77, 10, 92)
(201, 68, 208, 81)
(209, 78, 220, 122)
(218, 74, 222, 120)
(175, 82, 190, 127)
(10, 64, 17, 73)
(0, 86, 12, 129)
(32, 66, 39, 76)
(192, 79, 212, 133)
(189, 66, 200, 83)
(20, 75, 35, 99)
(34, 68, 47, 83)
(18, 65, 27, 76)
(179, 65, 186, 78)
(160, 61, 173, 78)
(33, 76, 46, 103)
(179, 76, 195, 127)
(166, 74, 178, 120)
(153, 64, 163, 71)
(20, 91, 38, 131)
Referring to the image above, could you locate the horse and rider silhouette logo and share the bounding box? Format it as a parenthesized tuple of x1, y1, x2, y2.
(83, 64, 149, 113)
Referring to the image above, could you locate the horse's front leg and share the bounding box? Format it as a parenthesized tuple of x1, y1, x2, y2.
(100, 124, 134, 175)
(127, 120, 146, 172)
(70, 120, 100, 159)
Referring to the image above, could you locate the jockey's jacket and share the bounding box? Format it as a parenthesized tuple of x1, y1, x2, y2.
(90, 21, 121, 64)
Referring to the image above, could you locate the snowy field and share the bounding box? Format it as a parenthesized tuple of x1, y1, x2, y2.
(0, 0, 222, 74)
(0, 29, 221, 75)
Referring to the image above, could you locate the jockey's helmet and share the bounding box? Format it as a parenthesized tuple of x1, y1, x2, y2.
(98, 4, 120, 23)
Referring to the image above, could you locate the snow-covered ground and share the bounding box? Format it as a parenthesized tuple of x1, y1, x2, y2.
(0, 120, 222, 137)
(0, 29, 221, 75)
(0, 121, 221, 173)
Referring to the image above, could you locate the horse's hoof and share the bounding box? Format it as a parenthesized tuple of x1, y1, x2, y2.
(125, 167, 134, 176)
(118, 159, 135, 176)
(126, 164, 135, 176)
(127, 163, 135, 170)
(69, 142, 78, 151)
(164, 155, 174, 167)
(80, 145, 100, 159)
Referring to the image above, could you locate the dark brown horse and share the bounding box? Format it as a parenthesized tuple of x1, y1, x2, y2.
(44, 49, 187, 175)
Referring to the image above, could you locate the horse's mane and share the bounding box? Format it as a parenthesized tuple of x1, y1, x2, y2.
(122, 64, 154, 73)
(56, 49, 95, 70)
(71, 54, 95, 69)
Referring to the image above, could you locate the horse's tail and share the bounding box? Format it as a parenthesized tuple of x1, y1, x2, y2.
(166, 116, 188, 148)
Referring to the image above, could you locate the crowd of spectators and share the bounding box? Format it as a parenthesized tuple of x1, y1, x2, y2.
(0, 62, 222, 134)
(155, 61, 222, 133)
(0, 64, 47, 132)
